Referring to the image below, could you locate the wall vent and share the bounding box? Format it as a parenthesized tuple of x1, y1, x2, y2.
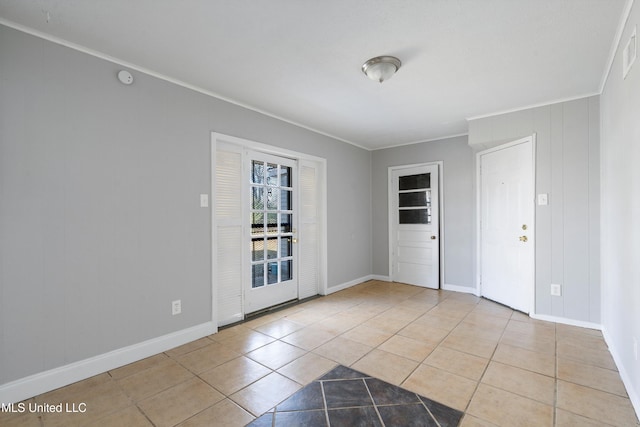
(623, 26, 637, 79)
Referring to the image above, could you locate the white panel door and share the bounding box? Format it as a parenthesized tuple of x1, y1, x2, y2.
(390, 165, 440, 289)
(479, 137, 534, 313)
(245, 151, 298, 314)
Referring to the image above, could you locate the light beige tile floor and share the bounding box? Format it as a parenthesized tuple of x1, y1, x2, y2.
(2, 280, 639, 426)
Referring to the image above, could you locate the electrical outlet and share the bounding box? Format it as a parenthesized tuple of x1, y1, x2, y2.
(550, 284, 562, 296)
(172, 300, 181, 315)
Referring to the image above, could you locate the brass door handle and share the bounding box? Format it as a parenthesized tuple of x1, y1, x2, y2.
(292, 238, 298, 244)
(519, 236, 528, 242)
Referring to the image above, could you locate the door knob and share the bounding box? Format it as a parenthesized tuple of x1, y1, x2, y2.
(430, 236, 437, 240)
(519, 236, 528, 242)
(292, 238, 298, 244)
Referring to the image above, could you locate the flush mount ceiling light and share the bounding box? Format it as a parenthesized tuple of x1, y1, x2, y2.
(361, 56, 401, 83)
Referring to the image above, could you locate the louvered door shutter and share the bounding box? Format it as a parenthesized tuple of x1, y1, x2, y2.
(215, 146, 243, 325)
(298, 160, 320, 299)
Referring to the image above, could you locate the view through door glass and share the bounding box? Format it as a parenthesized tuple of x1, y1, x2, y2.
(250, 160, 294, 289)
(398, 173, 432, 224)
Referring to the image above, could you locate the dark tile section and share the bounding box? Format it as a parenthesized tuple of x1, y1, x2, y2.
(378, 403, 439, 427)
(274, 410, 327, 426)
(248, 412, 273, 426)
(277, 381, 324, 412)
(327, 407, 383, 427)
(420, 396, 464, 427)
(319, 365, 370, 381)
(366, 377, 421, 405)
(323, 379, 372, 408)
(246, 365, 462, 427)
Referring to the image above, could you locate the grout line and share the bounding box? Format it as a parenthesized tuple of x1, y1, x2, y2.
(420, 402, 443, 427)
(362, 378, 386, 427)
(459, 307, 509, 415)
(319, 380, 330, 427)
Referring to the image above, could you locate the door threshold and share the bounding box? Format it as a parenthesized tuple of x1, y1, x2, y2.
(219, 295, 321, 330)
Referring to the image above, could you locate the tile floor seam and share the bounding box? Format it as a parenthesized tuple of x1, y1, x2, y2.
(362, 376, 386, 426)
(397, 306, 466, 391)
(134, 401, 157, 426)
(127, 373, 199, 405)
(461, 304, 512, 419)
(318, 381, 331, 427)
(479, 362, 559, 410)
(416, 396, 443, 427)
(555, 406, 619, 427)
(558, 375, 631, 399)
(226, 397, 256, 422)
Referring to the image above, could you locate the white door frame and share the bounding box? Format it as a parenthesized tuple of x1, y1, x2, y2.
(475, 135, 536, 313)
(388, 161, 445, 288)
(211, 132, 327, 327)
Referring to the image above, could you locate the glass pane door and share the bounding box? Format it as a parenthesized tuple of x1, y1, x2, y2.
(246, 153, 297, 314)
(391, 164, 440, 289)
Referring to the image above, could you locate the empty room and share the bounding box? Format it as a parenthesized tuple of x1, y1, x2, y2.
(1, 1, 639, 426)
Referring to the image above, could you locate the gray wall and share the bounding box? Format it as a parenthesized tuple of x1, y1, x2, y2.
(468, 96, 600, 323)
(0, 25, 371, 385)
(600, 0, 640, 412)
(371, 136, 475, 289)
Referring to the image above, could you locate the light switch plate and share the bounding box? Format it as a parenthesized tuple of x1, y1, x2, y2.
(537, 194, 548, 205)
(200, 194, 209, 208)
(550, 284, 562, 296)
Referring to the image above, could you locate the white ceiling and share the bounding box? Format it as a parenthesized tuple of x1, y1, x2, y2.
(0, 1, 627, 150)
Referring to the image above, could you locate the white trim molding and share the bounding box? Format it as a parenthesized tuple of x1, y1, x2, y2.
(443, 284, 480, 296)
(325, 275, 379, 295)
(600, 0, 636, 92)
(0, 322, 216, 405)
(529, 314, 601, 331)
(602, 326, 640, 421)
(369, 275, 392, 282)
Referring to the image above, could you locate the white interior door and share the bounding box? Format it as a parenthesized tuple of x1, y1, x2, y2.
(245, 152, 298, 314)
(390, 164, 440, 289)
(479, 137, 534, 313)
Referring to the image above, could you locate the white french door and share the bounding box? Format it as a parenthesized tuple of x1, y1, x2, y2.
(213, 133, 325, 326)
(390, 164, 440, 289)
(245, 151, 298, 314)
(478, 136, 534, 313)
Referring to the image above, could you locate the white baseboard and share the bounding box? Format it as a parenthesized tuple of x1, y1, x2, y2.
(529, 313, 602, 330)
(370, 275, 391, 282)
(325, 275, 380, 294)
(443, 283, 479, 295)
(0, 321, 216, 405)
(601, 327, 640, 422)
